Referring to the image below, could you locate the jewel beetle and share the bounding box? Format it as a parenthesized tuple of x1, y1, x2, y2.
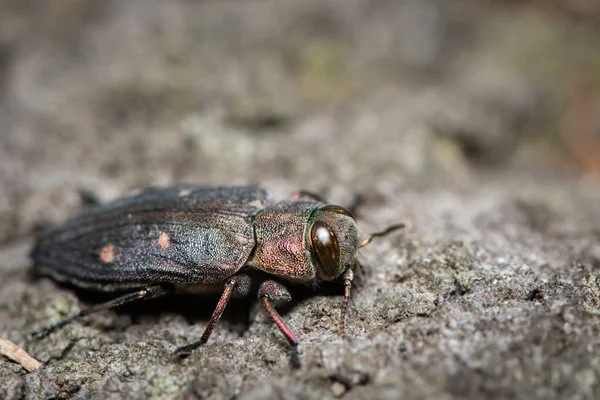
(30, 185, 403, 366)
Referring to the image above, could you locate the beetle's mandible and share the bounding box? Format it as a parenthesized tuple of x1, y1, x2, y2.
(30, 185, 403, 366)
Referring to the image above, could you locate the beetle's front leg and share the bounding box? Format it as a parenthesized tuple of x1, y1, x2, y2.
(257, 280, 300, 368)
(174, 273, 251, 356)
(340, 268, 354, 337)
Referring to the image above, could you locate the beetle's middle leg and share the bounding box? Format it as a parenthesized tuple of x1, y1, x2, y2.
(30, 283, 173, 340)
(293, 190, 362, 216)
(293, 190, 327, 203)
(257, 280, 300, 368)
(173, 273, 251, 356)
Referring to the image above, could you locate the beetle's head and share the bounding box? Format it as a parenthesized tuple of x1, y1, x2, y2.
(306, 205, 359, 281)
(252, 200, 403, 284)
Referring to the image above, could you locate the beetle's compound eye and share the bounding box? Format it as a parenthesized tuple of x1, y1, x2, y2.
(309, 221, 340, 279)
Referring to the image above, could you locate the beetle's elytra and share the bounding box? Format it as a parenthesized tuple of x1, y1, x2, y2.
(30, 185, 403, 366)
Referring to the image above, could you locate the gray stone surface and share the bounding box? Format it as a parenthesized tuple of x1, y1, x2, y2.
(1, 1, 600, 399)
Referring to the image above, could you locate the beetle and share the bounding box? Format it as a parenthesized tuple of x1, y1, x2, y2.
(30, 185, 403, 366)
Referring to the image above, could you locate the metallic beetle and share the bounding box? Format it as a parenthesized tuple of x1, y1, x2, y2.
(30, 185, 402, 365)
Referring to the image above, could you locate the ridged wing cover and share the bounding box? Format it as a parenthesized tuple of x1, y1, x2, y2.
(31, 186, 270, 288)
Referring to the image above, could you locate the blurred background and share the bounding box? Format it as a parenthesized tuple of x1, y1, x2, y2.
(1, 0, 599, 242)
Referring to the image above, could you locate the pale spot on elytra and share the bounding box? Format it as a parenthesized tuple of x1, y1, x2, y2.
(158, 232, 171, 250)
(178, 188, 192, 197)
(99, 243, 116, 263)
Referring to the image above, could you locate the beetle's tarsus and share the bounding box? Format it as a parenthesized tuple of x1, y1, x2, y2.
(290, 345, 301, 368)
(30, 313, 82, 340)
(259, 281, 300, 365)
(173, 278, 240, 357)
(173, 342, 200, 358)
(30, 326, 55, 341)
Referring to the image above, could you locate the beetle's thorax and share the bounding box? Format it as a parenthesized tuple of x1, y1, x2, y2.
(249, 201, 359, 284)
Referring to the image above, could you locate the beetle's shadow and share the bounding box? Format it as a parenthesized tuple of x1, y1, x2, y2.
(46, 273, 351, 334)
(64, 286, 251, 330)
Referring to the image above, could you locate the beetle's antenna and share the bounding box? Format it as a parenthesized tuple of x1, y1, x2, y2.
(359, 223, 406, 248)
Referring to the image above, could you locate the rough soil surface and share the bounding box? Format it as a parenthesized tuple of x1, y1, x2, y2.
(1, 1, 600, 399)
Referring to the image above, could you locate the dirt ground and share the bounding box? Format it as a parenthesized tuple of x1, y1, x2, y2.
(1, 1, 600, 399)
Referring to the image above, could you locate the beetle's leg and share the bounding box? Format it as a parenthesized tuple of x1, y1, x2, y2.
(174, 274, 251, 356)
(78, 188, 102, 207)
(345, 194, 363, 216)
(292, 190, 327, 203)
(340, 268, 354, 337)
(30, 284, 173, 340)
(258, 280, 300, 368)
(293, 190, 363, 216)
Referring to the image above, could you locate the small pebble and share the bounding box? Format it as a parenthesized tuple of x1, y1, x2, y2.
(331, 381, 347, 397)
